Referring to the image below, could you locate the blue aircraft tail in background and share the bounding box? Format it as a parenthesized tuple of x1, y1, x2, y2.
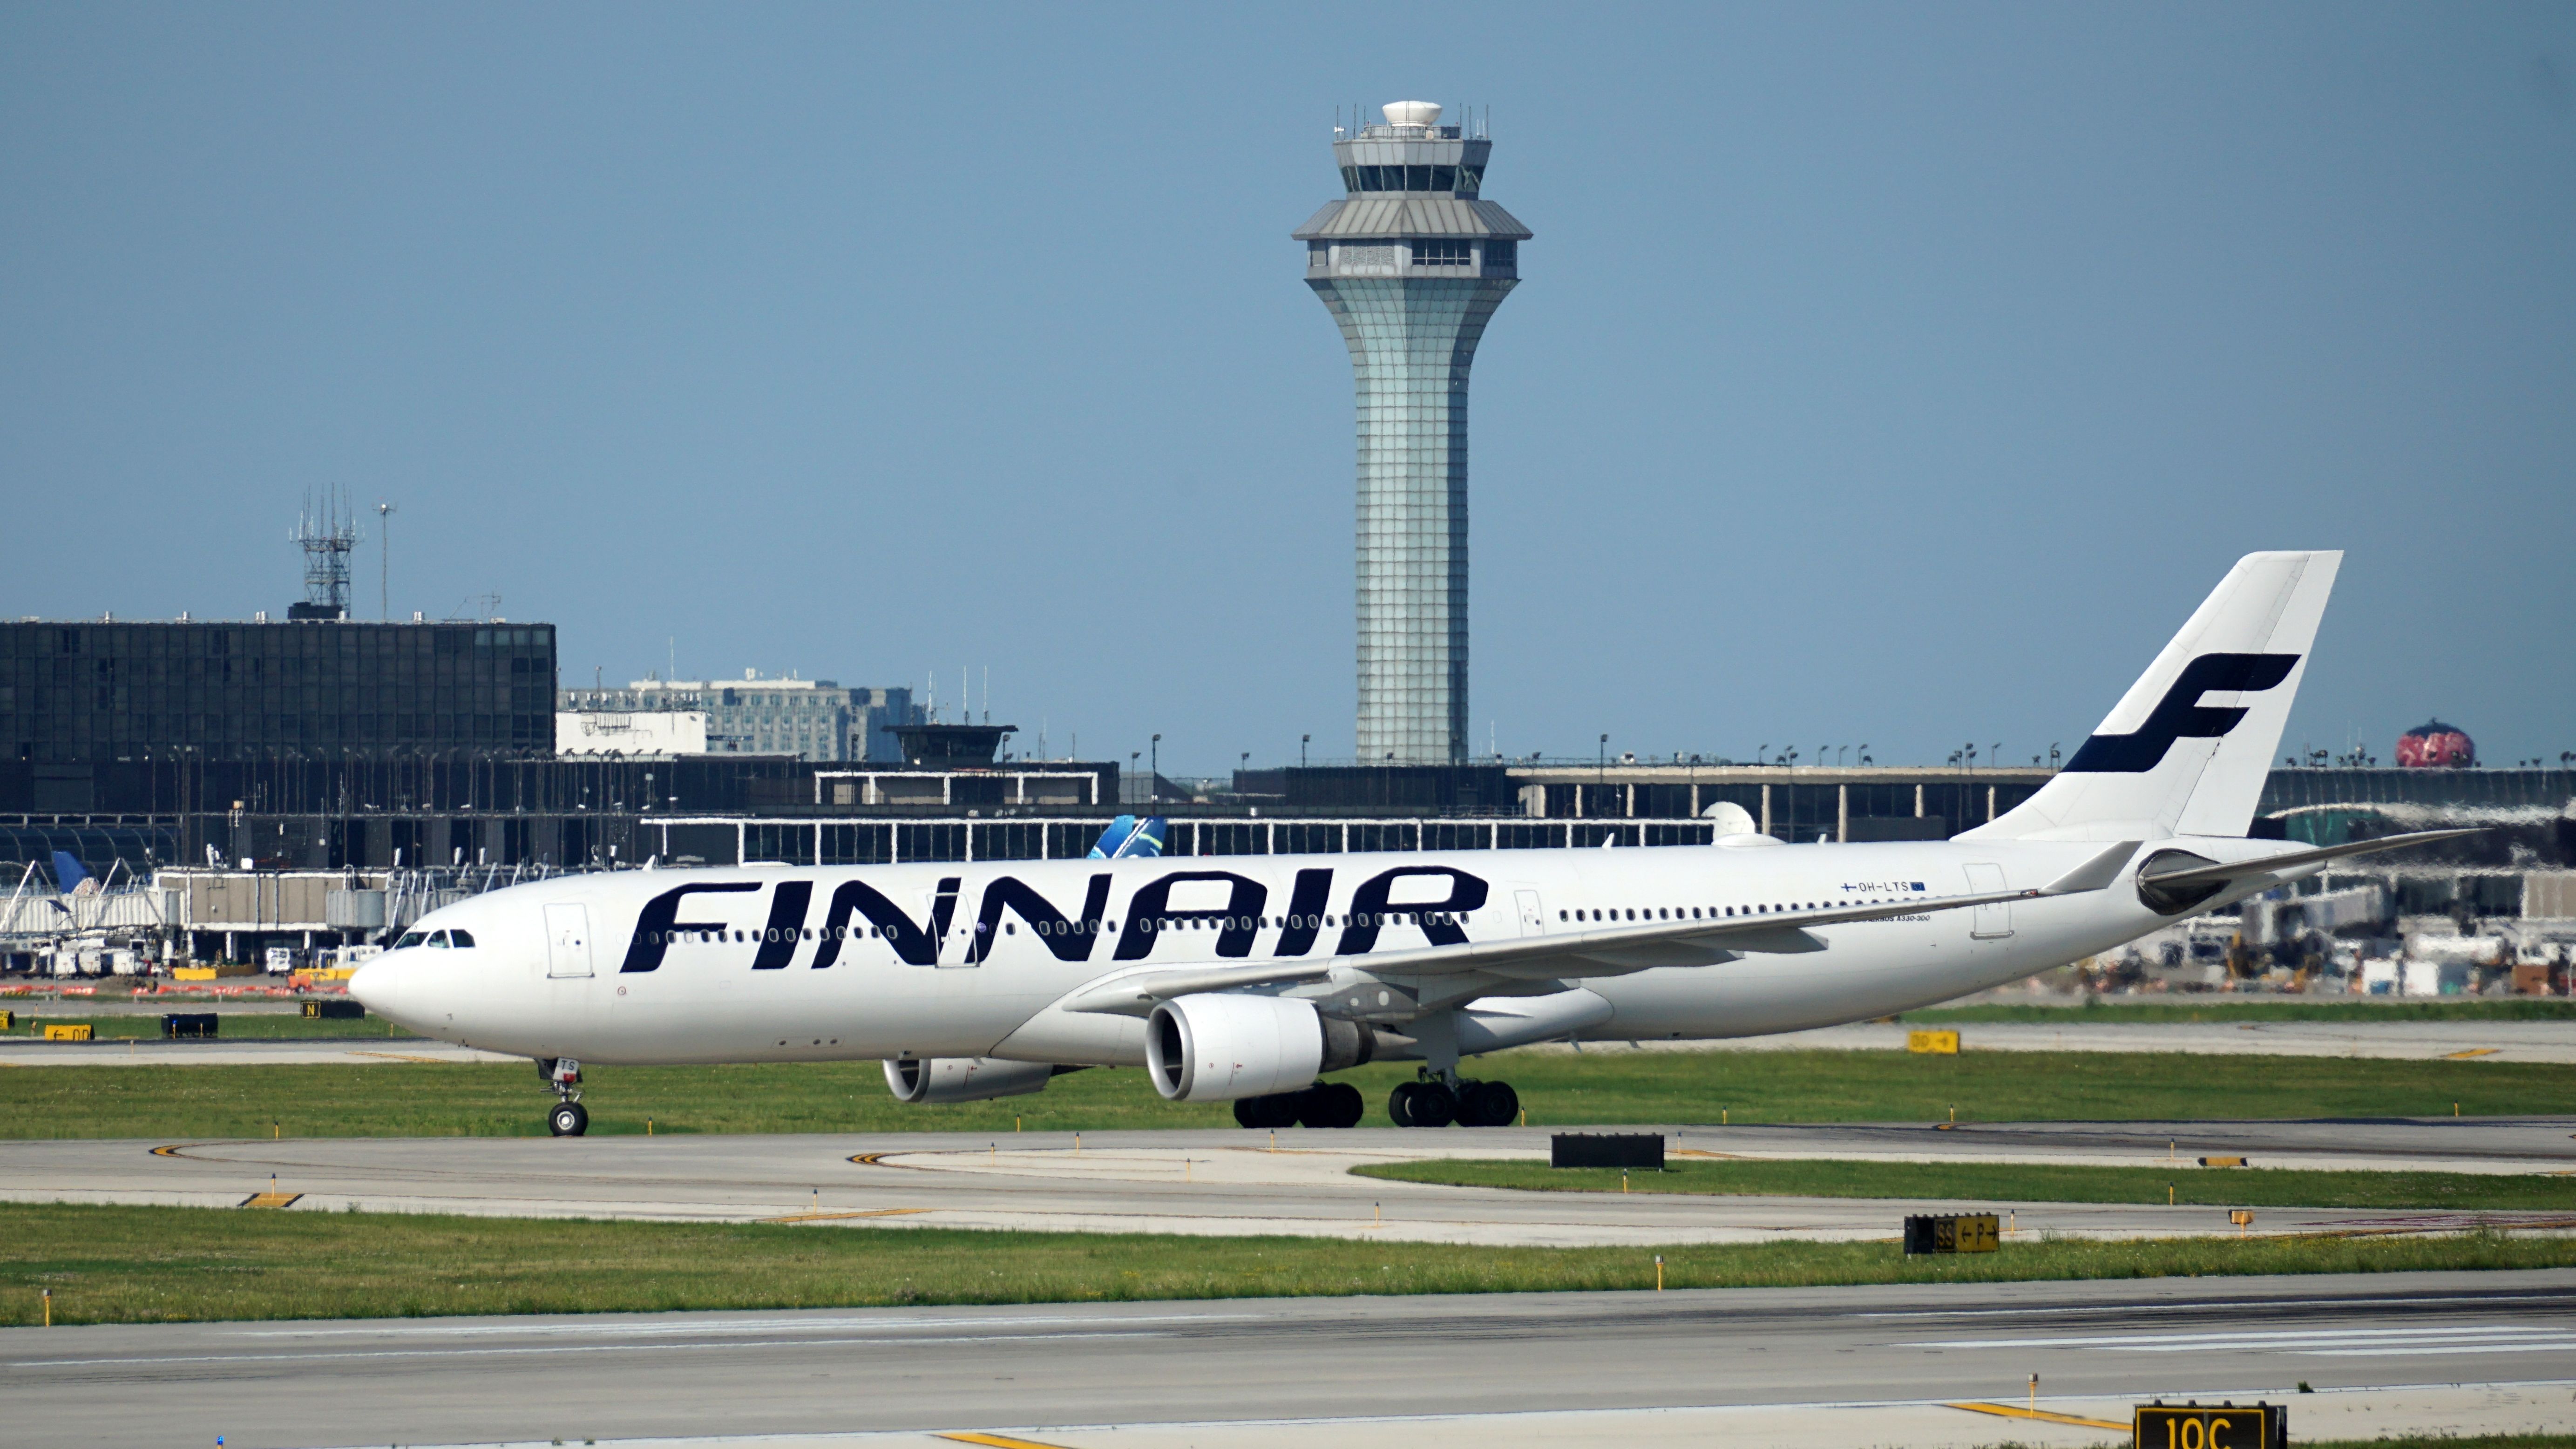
(1088, 816, 1168, 860)
(51, 851, 90, 893)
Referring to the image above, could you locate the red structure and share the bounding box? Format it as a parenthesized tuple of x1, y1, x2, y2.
(2396, 719, 2475, 768)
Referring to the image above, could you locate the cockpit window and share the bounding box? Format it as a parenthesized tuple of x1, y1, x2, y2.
(447, 929, 475, 948)
(394, 931, 427, 949)
(427, 931, 451, 948)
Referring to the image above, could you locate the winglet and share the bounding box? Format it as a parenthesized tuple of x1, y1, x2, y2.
(2041, 840, 2141, 896)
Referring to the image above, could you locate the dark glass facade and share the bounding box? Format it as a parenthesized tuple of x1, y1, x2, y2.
(1, 621, 556, 764)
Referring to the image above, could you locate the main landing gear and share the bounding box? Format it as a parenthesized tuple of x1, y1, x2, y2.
(1233, 1080, 1366, 1130)
(538, 1057, 588, 1137)
(1390, 1076, 1517, 1128)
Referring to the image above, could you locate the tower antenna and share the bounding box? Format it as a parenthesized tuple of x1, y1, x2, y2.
(290, 485, 361, 620)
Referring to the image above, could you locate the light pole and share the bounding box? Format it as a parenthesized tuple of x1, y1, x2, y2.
(1150, 734, 1160, 800)
(376, 501, 396, 621)
(1301, 734, 1310, 769)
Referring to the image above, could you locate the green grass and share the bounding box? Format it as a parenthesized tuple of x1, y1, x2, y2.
(1909, 997, 2576, 1024)
(0, 1012, 403, 1041)
(1353, 1158, 2576, 1211)
(5, 1202, 2572, 1327)
(0, 1047, 2562, 1139)
(2295, 1440, 2576, 1449)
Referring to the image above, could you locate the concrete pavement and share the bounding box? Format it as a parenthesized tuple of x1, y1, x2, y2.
(3, 1120, 2570, 1246)
(6, 1271, 2573, 1448)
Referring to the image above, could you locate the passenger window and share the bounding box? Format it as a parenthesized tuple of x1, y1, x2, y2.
(448, 929, 475, 948)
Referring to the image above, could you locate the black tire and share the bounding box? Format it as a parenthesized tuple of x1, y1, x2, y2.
(1407, 1080, 1457, 1129)
(549, 1101, 588, 1138)
(1461, 1079, 1518, 1127)
(1296, 1081, 1363, 1129)
(1238, 1093, 1302, 1130)
(1386, 1082, 1418, 1128)
(1321, 1081, 1366, 1128)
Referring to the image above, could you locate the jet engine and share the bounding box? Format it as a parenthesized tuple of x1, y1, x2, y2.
(882, 1056, 1062, 1104)
(1145, 993, 1374, 1103)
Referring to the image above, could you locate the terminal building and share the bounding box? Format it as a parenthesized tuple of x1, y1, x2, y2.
(556, 672, 918, 763)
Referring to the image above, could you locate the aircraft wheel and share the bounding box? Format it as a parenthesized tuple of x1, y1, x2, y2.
(1234, 1093, 1299, 1130)
(549, 1101, 589, 1138)
(1459, 1079, 1518, 1127)
(1406, 1080, 1457, 1129)
(1316, 1081, 1366, 1128)
(1386, 1082, 1419, 1128)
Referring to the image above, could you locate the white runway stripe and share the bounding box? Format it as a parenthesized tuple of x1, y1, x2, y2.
(1907, 1324, 2575, 1353)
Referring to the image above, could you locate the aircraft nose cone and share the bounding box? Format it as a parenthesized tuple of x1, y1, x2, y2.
(348, 956, 425, 1031)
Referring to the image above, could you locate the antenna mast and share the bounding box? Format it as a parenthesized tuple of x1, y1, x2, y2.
(290, 486, 362, 620)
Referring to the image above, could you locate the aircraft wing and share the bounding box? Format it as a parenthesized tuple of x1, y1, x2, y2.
(1061, 841, 2136, 1016)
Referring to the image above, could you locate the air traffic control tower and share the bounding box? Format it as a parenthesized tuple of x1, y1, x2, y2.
(1297, 101, 1531, 765)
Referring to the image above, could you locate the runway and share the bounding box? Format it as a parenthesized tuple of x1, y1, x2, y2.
(2, 1012, 2565, 1067)
(1607, 1016, 2576, 1063)
(5, 1120, 2571, 1246)
(5, 1271, 2573, 1448)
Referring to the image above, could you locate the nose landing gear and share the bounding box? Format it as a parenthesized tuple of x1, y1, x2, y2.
(538, 1057, 588, 1137)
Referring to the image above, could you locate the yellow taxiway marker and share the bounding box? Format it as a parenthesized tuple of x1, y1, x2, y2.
(1946, 1400, 2130, 1431)
(937, 1433, 1081, 1449)
(759, 1207, 932, 1224)
(2445, 1047, 2500, 1059)
(240, 1192, 302, 1209)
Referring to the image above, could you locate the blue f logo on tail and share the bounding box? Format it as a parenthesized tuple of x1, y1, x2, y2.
(2063, 653, 2300, 773)
(1088, 816, 1168, 859)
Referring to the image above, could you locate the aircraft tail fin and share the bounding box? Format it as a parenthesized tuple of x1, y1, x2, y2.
(50, 851, 89, 894)
(1961, 550, 2340, 843)
(1088, 815, 1169, 859)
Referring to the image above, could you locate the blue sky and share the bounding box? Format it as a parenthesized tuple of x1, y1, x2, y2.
(5, 4, 2570, 773)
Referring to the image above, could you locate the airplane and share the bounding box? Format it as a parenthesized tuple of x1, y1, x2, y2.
(352, 551, 2469, 1137)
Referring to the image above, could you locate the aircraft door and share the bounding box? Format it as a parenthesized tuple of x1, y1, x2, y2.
(1963, 864, 2013, 939)
(544, 903, 594, 978)
(926, 890, 972, 968)
(1515, 890, 1546, 936)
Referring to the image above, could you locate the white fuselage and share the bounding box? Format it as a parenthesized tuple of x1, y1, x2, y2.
(351, 836, 2279, 1070)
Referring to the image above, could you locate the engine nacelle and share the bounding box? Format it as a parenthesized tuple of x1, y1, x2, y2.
(882, 1056, 1059, 1104)
(1146, 993, 1373, 1103)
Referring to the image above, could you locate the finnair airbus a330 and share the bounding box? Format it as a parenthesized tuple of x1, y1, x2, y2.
(353, 552, 2462, 1136)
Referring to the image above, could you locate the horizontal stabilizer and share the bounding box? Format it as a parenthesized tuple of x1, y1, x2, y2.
(2137, 829, 2480, 892)
(2043, 841, 2143, 895)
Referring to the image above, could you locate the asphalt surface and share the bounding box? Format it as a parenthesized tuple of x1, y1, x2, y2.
(6, 1271, 2574, 1448)
(5, 1119, 2571, 1246)
(3, 1013, 2567, 1065)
